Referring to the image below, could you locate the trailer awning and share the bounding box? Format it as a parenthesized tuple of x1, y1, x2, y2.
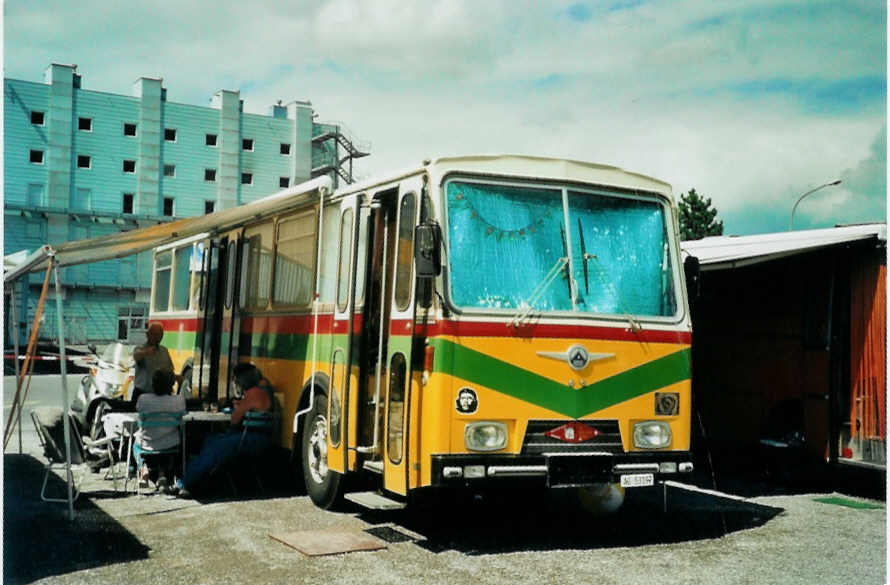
(3, 176, 333, 284)
(681, 224, 886, 271)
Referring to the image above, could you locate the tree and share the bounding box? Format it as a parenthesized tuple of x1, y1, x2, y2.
(678, 188, 723, 241)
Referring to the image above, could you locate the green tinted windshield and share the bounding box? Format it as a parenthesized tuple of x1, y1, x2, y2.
(446, 180, 678, 318)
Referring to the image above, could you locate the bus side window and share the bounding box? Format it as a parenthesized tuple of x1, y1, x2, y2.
(336, 207, 354, 312)
(172, 245, 192, 311)
(393, 193, 416, 311)
(274, 209, 317, 307)
(244, 222, 274, 308)
(153, 250, 172, 312)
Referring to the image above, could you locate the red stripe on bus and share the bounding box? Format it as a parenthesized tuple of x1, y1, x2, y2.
(152, 318, 199, 333)
(418, 320, 691, 344)
(167, 312, 689, 344)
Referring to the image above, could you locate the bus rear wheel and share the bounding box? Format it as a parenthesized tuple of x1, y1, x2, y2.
(301, 394, 342, 509)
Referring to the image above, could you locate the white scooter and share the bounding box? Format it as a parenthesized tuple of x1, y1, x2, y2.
(69, 343, 135, 440)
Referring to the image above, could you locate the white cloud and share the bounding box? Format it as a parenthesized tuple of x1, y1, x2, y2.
(4, 0, 885, 234)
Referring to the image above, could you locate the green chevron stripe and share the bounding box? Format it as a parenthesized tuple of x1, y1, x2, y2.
(431, 338, 690, 419)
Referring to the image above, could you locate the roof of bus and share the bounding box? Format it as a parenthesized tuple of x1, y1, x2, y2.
(337, 154, 673, 199)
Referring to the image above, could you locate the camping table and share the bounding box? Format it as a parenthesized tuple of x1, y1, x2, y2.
(102, 412, 138, 461)
(182, 411, 232, 476)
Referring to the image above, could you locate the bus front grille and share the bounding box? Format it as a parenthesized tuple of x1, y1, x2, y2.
(521, 419, 623, 455)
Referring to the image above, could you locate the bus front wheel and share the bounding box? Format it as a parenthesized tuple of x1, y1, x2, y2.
(301, 394, 342, 509)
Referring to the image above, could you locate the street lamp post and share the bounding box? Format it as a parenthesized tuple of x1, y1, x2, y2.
(788, 180, 842, 230)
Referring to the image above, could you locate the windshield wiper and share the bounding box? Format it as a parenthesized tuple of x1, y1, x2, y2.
(578, 218, 590, 294)
(509, 256, 568, 328)
(588, 254, 643, 334)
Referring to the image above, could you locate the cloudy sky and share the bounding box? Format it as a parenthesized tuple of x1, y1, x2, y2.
(5, 0, 886, 234)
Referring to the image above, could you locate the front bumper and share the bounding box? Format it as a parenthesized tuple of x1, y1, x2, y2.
(431, 451, 693, 488)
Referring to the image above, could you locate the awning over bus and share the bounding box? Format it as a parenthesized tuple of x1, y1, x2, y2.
(3, 176, 332, 284)
(681, 223, 886, 271)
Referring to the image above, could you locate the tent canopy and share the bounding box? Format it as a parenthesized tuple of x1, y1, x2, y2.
(681, 224, 886, 271)
(4, 176, 332, 284)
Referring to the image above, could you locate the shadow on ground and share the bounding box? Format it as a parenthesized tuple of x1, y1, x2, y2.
(4, 454, 151, 585)
(353, 482, 784, 555)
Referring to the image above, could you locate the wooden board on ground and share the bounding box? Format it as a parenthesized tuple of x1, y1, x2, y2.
(269, 528, 387, 556)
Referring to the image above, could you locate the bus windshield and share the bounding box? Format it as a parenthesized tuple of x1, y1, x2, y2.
(446, 180, 678, 318)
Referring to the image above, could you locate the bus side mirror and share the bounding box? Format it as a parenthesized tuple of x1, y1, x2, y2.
(684, 255, 700, 301)
(415, 223, 442, 278)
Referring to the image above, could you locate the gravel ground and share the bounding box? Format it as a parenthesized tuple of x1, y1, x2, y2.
(4, 375, 886, 585)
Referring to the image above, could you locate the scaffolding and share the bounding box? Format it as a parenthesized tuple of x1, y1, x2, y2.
(311, 121, 370, 187)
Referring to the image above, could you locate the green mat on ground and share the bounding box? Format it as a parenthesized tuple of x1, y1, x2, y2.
(813, 496, 884, 510)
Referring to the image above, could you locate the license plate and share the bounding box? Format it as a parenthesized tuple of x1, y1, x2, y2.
(620, 473, 654, 488)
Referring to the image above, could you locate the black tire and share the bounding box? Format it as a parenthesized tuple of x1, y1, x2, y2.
(301, 394, 342, 509)
(179, 367, 192, 398)
(88, 400, 112, 441)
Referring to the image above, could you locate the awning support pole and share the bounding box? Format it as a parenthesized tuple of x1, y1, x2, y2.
(11, 283, 22, 453)
(52, 257, 75, 521)
(4, 263, 53, 450)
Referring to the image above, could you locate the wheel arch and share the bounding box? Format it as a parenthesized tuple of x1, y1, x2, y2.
(289, 372, 330, 458)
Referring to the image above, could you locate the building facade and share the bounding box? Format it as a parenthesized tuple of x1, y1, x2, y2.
(4, 63, 367, 345)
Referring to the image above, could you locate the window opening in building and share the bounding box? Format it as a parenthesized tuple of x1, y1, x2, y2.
(241, 172, 253, 185)
(165, 128, 177, 142)
(122, 193, 135, 214)
(279, 177, 289, 188)
(30, 150, 44, 164)
(73, 188, 92, 212)
(31, 111, 45, 125)
(206, 133, 218, 146)
(242, 138, 254, 151)
(163, 197, 175, 217)
(204, 168, 216, 182)
(77, 155, 91, 169)
(164, 164, 176, 177)
(27, 184, 45, 207)
(204, 200, 215, 214)
(123, 159, 136, 173)
(280, 143, 291, 155)
(124, 122, 137, 136)
(78, 117, 92, 131)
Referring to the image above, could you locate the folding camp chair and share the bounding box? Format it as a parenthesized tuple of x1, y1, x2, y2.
(126, 411, 184, 494)
(216, 410, 279, 496)
(31, 407, 118, 502)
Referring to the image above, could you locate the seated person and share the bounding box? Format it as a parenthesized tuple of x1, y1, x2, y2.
(176, 363, 276, 497)
(135, 369, 186, 488)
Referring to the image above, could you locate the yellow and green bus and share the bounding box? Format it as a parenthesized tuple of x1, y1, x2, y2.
(149, 155, 694, 508)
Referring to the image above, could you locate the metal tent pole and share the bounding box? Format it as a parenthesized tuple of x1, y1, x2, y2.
(52, 258, 75, 521)
(11, 283, 22, 453)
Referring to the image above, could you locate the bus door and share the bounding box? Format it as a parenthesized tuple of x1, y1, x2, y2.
(381, 181, 421, 495)
(197, 237, 224, 402)
(353, 188, 398, 473)
(328, 195, 365, 475)
(216, 230, 245, 403)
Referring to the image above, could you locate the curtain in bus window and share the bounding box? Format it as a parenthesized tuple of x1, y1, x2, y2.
(274, 210, 317, 307)
(190, 242, 205, 311)
(568, 192, 676, 317)
(172, 246, 193, 311)
(447, 181, 571, 311)
(154, 250, 172, 312)
(245, 223, 274, 308)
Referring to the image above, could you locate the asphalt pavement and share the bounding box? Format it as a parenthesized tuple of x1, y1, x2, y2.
(3, 375, 886, 585)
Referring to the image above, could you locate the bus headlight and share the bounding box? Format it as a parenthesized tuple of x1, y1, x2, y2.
(465, 422, 507, 452)
(633, 421, 671, 449)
